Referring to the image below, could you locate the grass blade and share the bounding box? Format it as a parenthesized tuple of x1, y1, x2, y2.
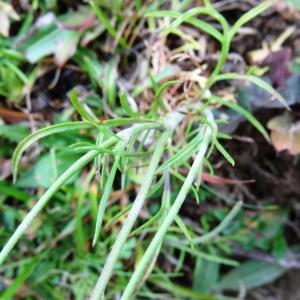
(175, 215, 195, 251)
(90, 1, 128, 48)
(1, 260, 35, 300)
(75, 168, 96, 257)
(1, 150, 99, 267)
(192, 201, 243, 244)
(119, 90, 138, 117)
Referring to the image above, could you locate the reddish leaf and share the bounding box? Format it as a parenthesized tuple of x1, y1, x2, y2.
(202, 173, 255, 185)
(0, 106, 43, 123)
(60, 15, 97, 31)
(262, 48, 291, 88)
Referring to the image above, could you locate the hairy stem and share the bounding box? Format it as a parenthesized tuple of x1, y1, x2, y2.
(90, 131, 169, 300)
(121, 123, 212, 300)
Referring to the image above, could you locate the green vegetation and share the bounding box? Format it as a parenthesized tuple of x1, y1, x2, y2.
(0, 0, 297, 299)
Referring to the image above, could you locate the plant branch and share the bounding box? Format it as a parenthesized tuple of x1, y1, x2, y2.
(90, 131, 169, 300)
(121, 120, 213, 300)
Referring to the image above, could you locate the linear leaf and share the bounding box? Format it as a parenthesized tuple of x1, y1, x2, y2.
(1, 260, 35, 300)
(150, 80, 179, 115)
(145, 10, 222, 42)
(208, 95, 269, 141)
(156, 133, 203, 174)
(175, 216, 195, 251)
(70, 88, 95, 122)
(119, 90, 138, 117)
(230, 0, 275, 38)
(12, 121, 92, 182)
(215, 73, 289, 109)
(214, 138, 235, 166)
(92, 144, 124, 246)
(217, 260, 285, 291)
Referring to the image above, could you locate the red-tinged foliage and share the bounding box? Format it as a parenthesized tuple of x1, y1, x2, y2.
(262, 48, 291, 88)
(202, 172, 255, 185)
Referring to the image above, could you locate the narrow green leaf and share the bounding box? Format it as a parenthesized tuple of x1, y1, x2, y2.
(217, 260, 285, 291)
(12, 122, 92, 182)
(92, 144, 124, 246)
(214, 138, 235, 166)
(166, 240, 239, 266)
(119, 90, 138, 117)
(75, 168, 95, 257)
(1, 260, 35, 300)
(100, 117, 157, 128)
(104, 60, 117, 108)
(105, 204, 133, 230)
(69, 142, 114, 154)
(208, 95, 269, 141)
(175, 216, 195, 251)
(230, 0, 275, 38)
(171, 169, 200, 204)
(132, 65, 177, 97)
(145, 10, 223, 42)
(156, 133, 203, 174)
(90, 1, 128, 48)
(161, 7, 211, 35)
(214, 73, 289, 109)
(3, 60, 28, 84)
(0, 181, 31, 202)
(149, 277, 219, 300)
(149, 80, 179, 116)
(193, 201, 243, 244)
(131, 209, 163, 236)
(69, 88, 95, 122)
(94, 132, 104, 172)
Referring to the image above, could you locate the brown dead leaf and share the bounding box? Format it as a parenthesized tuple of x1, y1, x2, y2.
(275, 0, 300, 21)
(267, 112, 300, 155)
(0, 106, 43, 123)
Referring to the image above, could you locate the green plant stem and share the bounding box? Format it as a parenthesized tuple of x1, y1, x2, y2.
(120, 123, 212, 300)
(92, 143, 124, 246)
(0, 150, 98, 266)
(0, 133, 121, 266)
(206, 37, 230, 88)
(190, 200, 243, 244)
(134, 172, 171, 293)
(90, 131, 169, 300)
(75, 167, 96, 257)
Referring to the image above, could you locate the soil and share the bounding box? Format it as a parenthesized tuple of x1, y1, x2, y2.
(2, 1, 300, 299)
